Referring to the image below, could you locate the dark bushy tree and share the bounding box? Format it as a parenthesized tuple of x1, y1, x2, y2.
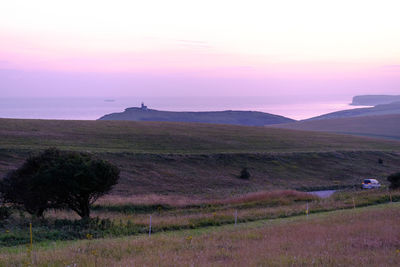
(388, 172, 400, 189)
(0, 149, 62, 217)
(240, 167, 251, 179)
(0, 148, 120, 218)
(59, 152, 120, 218)
(0, 206, 12, 221)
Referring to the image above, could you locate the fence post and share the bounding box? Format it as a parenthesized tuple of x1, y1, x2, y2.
(234, 210, 238, 226)
(29, 222, 33, 250)
(149, 215, 152, 237)
(306, 202, 309, 217)
(352, 197, 356, 209)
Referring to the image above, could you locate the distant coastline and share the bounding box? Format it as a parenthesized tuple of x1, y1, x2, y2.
(0, 96, 371, 121)
(351, 95, 400, 106)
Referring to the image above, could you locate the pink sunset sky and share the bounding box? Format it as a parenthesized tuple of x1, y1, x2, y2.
(0, 0, 399, 98)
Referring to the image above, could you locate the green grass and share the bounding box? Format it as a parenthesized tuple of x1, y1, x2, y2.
(1, 118, 400, 196)
(1, 189, 399, 247)
(1, 118, 399, 265)
(2, 149, 400, 196)
(1, 118, 400, 153)
(1, 203, 399, 266)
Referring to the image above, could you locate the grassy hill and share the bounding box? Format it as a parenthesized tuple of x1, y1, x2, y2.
(307, 101, 400, 120)
(98, 107, 295, 126)
(1, 118, 400, 153)
(1, 118, 400, 196)
(271, 114, 400, 141)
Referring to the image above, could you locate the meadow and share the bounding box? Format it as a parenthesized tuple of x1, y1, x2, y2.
(0, 118, 400, 266)
(1, 202, 399, 266)
(1, 118, 400, 153)
(1, 118, 400, 195)
(1, 189, 399, 248)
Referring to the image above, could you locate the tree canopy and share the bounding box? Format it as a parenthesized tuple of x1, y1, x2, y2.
(0, 148, 120, 218)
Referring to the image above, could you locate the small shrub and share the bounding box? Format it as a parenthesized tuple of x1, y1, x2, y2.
(240, 168, 251, 179)
(388, 172, 400, 189)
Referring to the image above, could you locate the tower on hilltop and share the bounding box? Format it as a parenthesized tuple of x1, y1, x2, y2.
(141, 102, 148, 110)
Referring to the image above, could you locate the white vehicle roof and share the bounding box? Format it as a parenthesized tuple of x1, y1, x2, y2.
(364, 179, 379, 183)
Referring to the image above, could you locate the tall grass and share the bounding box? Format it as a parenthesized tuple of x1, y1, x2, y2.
(214, 190, 317, 205)
(1, 189, 398, 247)
(1, 204, 399, 266)
(96, 190, 316, 208)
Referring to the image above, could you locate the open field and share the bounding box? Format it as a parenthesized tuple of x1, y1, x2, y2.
(1, 118, 400, 153)
(1, 118, 400, 265)
(1, 149, 399, 196)
(272, 114, 400, 141)
(1, 189, 399, 247)
(2, 202, 399, 266)
(1, 118, 400, 195)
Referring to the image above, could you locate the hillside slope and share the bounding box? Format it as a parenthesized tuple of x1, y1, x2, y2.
(307, 101, 400, 120)
(1, 118, 400, 153)
(271, 114, 400, 141)
(98, 107, 295, 126)
(1, 149, 399, 196)
(1, 118, 400, 195)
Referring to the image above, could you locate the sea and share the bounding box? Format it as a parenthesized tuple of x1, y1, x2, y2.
(0, 96, 363, 121)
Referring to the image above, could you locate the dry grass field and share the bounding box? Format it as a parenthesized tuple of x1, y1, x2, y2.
(3, 149, 400, 196)
(1, 118, 400, 195)
(1, 189, 399, 248)
(1, 118, 400, 153)
(1, 118, 400, 265)
(2, 203, 399, 266)
(46, 189, 400, 231)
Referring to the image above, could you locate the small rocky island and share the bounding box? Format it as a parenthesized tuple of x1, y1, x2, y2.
(98, 103, 295, 126)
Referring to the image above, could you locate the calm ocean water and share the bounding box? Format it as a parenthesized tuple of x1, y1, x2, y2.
(0, 97, 360, 121)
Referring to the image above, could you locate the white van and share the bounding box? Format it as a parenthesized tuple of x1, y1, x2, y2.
(361, 179, 381, 189)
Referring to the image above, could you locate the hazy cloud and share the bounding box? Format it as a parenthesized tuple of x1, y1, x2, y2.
(0, 60, 11, 67)
(1, 67, 399, 99)
(177, 40, 213, 50)
(382, 65, 400, 70)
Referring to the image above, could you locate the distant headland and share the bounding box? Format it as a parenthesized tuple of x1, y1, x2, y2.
(98, 103, 295, 126)
(351, 95, 400, 106)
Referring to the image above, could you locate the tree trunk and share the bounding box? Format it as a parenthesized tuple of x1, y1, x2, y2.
(78, 199, 90, 219)
(35, 208, 45, 218)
